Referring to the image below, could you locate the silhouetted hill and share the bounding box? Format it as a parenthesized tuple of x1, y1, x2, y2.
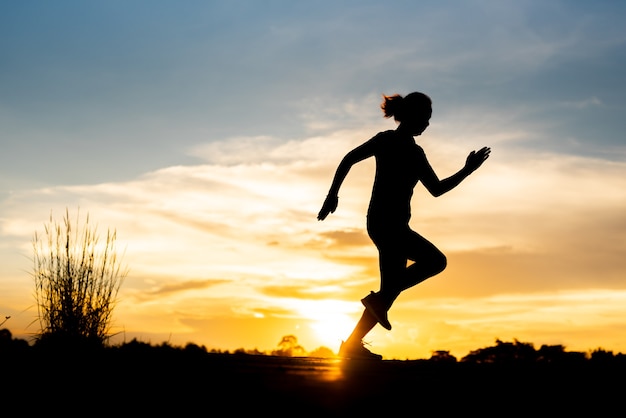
(2, 331, 625, 416)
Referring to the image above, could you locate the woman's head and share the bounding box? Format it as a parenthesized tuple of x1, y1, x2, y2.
(381, 92, 431, 120)
(381, 92, 432, 135)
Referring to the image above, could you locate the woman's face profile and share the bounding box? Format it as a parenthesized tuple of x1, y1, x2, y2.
(404, 106, 432, 136)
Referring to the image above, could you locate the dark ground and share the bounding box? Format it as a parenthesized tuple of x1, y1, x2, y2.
(3, 346, 625, 417)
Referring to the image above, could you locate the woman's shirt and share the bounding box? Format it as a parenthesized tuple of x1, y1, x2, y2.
(349, 130, 431, 226)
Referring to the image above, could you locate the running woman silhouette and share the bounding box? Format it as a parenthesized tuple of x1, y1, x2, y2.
(318, 92, 490, 359)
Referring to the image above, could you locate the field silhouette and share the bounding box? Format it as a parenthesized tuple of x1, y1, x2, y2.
(2, 330, 624, 416)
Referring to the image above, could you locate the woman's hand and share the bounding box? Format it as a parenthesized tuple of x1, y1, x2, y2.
(317, 195, 339, 221)
(464, 147, 491, 174)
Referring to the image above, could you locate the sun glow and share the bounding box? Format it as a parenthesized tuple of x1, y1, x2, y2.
(310, 315, 355, 350)
(294, 299, 358, 349)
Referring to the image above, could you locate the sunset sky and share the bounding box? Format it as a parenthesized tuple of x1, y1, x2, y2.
(1, 1, 625, 359)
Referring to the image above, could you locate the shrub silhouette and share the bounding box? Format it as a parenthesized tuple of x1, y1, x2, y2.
(31, 208, 127, 347)
(0, 328, 29, 354)
(272, 335, 307, 356)
(308, 346, 336, 358)
(459, 338, 598, 365)
(429, 350, 457, 363)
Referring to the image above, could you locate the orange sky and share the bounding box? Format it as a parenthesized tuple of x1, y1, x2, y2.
(2, 123, 626, 359)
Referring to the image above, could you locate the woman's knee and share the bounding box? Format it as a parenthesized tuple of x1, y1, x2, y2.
(435, 252, 447, 274)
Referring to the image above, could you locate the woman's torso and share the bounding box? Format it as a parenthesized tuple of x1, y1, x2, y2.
(367, 130, 425, 226)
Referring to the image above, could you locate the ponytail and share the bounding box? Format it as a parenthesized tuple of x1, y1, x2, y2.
(380, 94, 404, 119)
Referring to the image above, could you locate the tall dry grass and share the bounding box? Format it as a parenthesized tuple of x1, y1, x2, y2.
(32, 208, 127, 346)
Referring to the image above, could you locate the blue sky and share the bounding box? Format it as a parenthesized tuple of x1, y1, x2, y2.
(3, 1, 624, 186)
(1, 1, 625, 358)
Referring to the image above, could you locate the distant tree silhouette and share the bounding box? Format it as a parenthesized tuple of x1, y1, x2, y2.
(308, 346, 336, 358)
(590, 348, 615, 365)
(234, 347, 265, 355)
(461, 339, 538, 364)
(535, 343, 586, 364)
(0, 328, 29, 353)
(31, 209, 127, 347)
(536, 343, 567, 363)
(272, 335, 307, 357)
(0, 328, 12, 344)
(183, 342, 208, 355)
(429, 350, 457, 363)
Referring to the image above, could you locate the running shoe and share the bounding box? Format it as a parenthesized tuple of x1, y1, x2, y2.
(361, 291, 392, 330)
(339, 340, 382, 360)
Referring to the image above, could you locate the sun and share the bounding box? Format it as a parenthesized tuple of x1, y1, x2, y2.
(308, 302, 357, 349)
(290, 298, 359, 350)
(310, 314, 355, 349)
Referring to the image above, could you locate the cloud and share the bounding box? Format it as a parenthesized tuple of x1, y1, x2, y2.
(260, 282, 347, 300)
(560, 97, 604, 109)
(315, 228, 372, 248)
(134, 279, 231, 299)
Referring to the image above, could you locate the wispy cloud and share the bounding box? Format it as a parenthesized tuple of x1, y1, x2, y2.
(135, 279, 231, 299)
(560, 97, 604, 109)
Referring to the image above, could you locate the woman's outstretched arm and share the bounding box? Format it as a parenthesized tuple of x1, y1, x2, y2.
(420, 146, 491, 197)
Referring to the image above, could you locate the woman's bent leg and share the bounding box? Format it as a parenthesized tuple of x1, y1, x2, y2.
(399, 230, 447, 292)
